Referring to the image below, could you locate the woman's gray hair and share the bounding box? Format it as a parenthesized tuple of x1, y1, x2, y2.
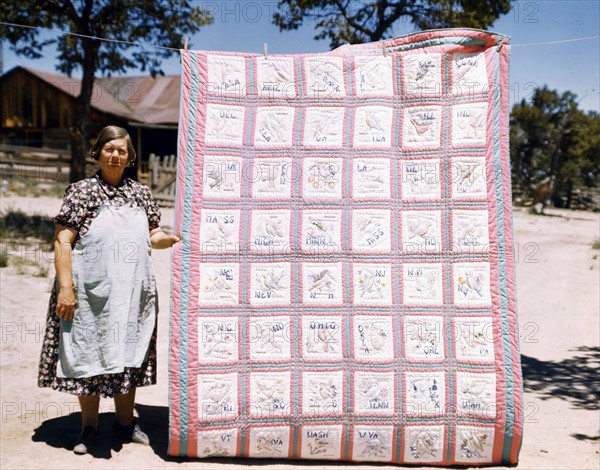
(89, 125, 137, 167)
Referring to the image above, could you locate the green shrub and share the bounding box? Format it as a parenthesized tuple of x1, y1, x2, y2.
(0, 250, 8, 268)
(0, 210, 55, 245)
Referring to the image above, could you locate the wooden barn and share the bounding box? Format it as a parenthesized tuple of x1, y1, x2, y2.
(0, 65, 180, 185)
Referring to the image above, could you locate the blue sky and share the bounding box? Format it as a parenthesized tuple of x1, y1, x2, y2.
(3, 0, 599, 112)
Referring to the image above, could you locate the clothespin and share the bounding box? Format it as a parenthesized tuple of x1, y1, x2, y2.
(496, 37, 507, 52)
(184, 36, 189, 51)
(382, 43, 388, 57)
(264, 42, 268, 60)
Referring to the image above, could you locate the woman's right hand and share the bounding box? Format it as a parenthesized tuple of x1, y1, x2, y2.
(56, 287, 76, 320)
(54, 225, 77, 321)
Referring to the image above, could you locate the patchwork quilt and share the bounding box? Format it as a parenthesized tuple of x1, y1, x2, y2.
(169, 29, 523, 465)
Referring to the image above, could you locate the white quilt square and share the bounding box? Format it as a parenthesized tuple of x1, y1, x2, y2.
(455, 426, 495, 463)
(302, 316, 343, 361)
(453, 262, 491, 306)
(456, 372, 496, 418)
(300, 425, 343, 459)
(353, 316, 394, 362)
(250, 263, 291, 306)
(205, 104, 245, 146)
(197, 428, 238, 458)
(250, 210, 291, 253)
(302, 370, 343, 416)
(198, 263, 239, 305)
(354, 371, 395, 416)
(249, 372, 291, 418)
(353, 263, 393, 306)
(256, 56, 296, 98)
(352, 209, 391, 253)
(302, 262, 343, 305)
(353, 106, 393, 148)
(405, 371, 445, 416)
(248, 426, 291, 458)
(254, 106, 295, 147)
(304, 56, 345, 98)
(303, 107, 345, 147)
(202, 156, 243, 199)
(404, 425, 445, 463)
(354, 55, 393, 96)
(352, 158, 391, 200)
(403, 105, 442, 148)
(303, 158, 343, 199)
(198, 317, 238, 364)
(452, 209, 490, 252)
(454, 317, 495, 362)
(251, 158, 293, 199)
(402, 210, 442, 253)
(403, 263, 443, 305)
(401, 159, 441, 200)
(452, 52, 489, 96)
(352, 426, 394, 462)
(249, 316, 291, 361)
(198, 372, 238, 421)
(403, 53, 442, 96)
(404, 316, 445, 361)
(452, 102, 488, 147)
(199, 209, 241, 254)
(301, 209, 342, 252)
(450, 156, 488, 198)
(206, 55, 246, 95)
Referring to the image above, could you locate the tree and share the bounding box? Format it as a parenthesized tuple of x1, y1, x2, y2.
(1, 1, 212, 182)
(510, 86, 599, 210)
(273, 0, 512, 49)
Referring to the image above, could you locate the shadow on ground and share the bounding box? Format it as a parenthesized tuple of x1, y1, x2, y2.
(30, 405, 183, 461)
(31, 411, 127, 459)
(521, 346, 600, 411)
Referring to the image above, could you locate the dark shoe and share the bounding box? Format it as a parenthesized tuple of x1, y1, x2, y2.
(112, 419, 150, 446)
(73, 426, 97, 454)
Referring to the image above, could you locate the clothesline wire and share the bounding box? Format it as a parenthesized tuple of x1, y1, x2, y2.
(511, 35, 600, 47)
(0, 21, 180, 51)
(1, 20, 599, 51)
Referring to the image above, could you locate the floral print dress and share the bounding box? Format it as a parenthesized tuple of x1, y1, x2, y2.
(38, 172, 161, 397)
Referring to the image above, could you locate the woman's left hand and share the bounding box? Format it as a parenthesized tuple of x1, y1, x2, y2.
(150, 228, 181, 249)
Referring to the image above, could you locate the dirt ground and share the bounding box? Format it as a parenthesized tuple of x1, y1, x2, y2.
(1, 194, 598, 470)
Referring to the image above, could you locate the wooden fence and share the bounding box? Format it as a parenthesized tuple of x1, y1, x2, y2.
(0, 144, 75, 182)
(0, 146, 178, 206)
(148, 153, 177, 207)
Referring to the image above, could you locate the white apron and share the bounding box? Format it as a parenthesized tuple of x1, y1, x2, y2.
(57, 205, 157, 378)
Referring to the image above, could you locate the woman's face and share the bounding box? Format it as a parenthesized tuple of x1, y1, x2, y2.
(99, 138, 129, 183)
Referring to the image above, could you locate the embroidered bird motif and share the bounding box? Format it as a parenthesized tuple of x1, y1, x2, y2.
(415, 61, 435, 81)
(464, 271, 483, 297)
(414, 432, 437, 457)
(263, 220, 284, 238)
(308, 269, 334, 293)
(207, 168, 224, 189)
(317, 329, 330, 352)
(262, 270, 285, 292)
(364, 111, 386, 133)
(409, 114, 434, 136)
(206, 382, 230, 404)
(408, 218, 433, 240)
(263, 61, 292, 84)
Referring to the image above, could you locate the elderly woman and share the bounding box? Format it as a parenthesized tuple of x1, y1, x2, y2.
(38, 126, 179, 454)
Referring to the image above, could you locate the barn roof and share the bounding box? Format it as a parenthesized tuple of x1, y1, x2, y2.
(98, 75, 181, 125)
(12, 66, 180, 125)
